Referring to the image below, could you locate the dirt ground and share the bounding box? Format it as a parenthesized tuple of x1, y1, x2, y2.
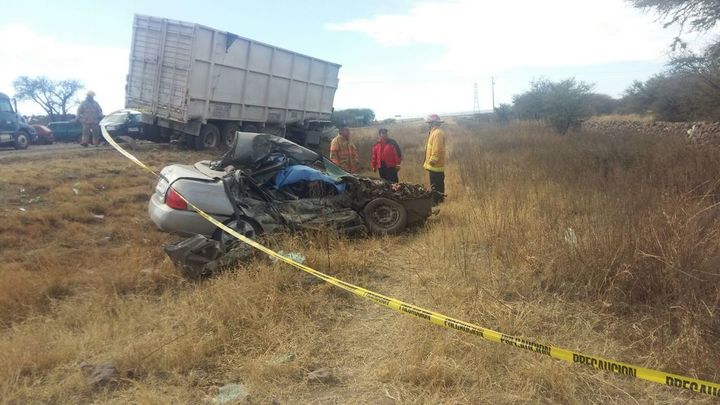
(1, 123, 719, 403)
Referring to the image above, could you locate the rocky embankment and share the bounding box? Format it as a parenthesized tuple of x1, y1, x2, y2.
(581, 120, 720, 145)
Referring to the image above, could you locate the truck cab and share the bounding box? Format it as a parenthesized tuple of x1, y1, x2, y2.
(0, 92, 35, 149)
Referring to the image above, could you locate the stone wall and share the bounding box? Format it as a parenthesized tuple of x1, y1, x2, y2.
(581, 120, 720, 145)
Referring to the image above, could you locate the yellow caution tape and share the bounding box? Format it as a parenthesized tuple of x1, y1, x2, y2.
(101, 127, 720, 397)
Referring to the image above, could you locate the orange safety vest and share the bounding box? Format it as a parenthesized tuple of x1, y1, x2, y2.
(329, 135, 359, 173)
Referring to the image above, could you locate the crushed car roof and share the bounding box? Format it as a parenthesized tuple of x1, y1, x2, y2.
(213, 132, 320, 170)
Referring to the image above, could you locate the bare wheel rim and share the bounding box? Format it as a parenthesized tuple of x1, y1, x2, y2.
(221, 219, 256, 246)
(370, 204, 401, 228)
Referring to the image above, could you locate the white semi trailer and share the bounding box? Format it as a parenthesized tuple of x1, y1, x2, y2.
(123, 14, 341, 150)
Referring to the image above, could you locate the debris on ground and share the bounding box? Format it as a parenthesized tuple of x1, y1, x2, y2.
(269, 352, 296, 365)
(93, 214, 105, 220)
(164, 235, 223, 279)
(79, 362, 120, 389)
(269, 251, 305, 264)
(564, 228, 578, 245)
(307, 368, 334, 383)
(164, 235, 255, 279)
(188, 368, 209, 386)
(209, 383, 250, 404)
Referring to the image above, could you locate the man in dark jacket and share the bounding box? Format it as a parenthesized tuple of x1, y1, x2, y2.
(370, 128, 402, 182)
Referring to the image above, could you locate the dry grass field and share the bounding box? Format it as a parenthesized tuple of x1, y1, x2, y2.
(1, 121, 719, 404)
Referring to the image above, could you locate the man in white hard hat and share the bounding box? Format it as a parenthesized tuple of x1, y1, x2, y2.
(423, 114, 446, 205)
(77, 90, 103, 147)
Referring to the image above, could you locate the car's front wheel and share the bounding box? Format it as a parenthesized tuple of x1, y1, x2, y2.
(363, 197, 407, 235)
(213, 216, 260, 250)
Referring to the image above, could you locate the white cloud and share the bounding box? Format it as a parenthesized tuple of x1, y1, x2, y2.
(328, 0, 717, 118)
(0, 24, 128, 116)
(327, 0, 714, 75)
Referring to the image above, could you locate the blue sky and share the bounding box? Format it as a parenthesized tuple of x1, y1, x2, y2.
(0, 0, 714, 118)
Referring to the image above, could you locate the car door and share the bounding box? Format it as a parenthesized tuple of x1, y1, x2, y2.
(272, 194, 363, 232)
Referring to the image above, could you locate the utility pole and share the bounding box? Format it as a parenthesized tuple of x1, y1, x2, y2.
(491, 76, 496, 111)
(473, 82, 480, 117)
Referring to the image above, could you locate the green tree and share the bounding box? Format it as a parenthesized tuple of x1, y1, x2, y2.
(331, 108, 376, 127)
(13, 76, 84, 119)
(587, 93, 619, 115)
(513, 78, 594, 134)
(624, 1, 720, 121)
(620, 72, 720, 121)
(493, 103, 513, 124)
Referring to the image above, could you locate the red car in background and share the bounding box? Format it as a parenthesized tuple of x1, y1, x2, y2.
(30, 124, 54, 144)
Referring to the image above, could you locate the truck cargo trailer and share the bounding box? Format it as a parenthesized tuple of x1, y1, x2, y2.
(123, 14, 341, 150)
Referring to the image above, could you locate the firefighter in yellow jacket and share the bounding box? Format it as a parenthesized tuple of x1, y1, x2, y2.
(423, 114, 446, 204)
(329, 126, 359, 173)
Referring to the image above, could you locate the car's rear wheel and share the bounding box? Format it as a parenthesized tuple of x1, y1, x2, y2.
(14, 131, 29, 150)
(363, 197, 407, 235)
(214, 216, 260, 250)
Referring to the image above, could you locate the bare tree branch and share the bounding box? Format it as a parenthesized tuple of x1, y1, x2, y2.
(12, 76, 84, 119)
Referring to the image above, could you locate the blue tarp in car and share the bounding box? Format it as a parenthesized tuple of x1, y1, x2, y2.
(274, 165, 346, 193)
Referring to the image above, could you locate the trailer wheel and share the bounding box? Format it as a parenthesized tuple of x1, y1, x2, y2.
(196, 124, 220, 150)
(221, 123, 239, 149)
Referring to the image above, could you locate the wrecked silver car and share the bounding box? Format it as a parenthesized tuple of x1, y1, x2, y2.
(149, 132, 433, 247)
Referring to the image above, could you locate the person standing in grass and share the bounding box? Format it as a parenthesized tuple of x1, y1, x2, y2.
(329, 126, 359, 173)
(371, 128, 402, 182)
(77, 90, 103, 147)
(423, 114, 446, 205)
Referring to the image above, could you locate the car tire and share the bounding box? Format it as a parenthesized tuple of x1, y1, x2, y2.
(221, 123, 239, 149)
(213, 216, 261, 250)
(362, 197, 407, 235)
(196, 124, 221, 150)
(14, 131, 29, 150)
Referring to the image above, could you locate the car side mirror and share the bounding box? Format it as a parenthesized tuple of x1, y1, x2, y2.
(12, 98, 17, 113)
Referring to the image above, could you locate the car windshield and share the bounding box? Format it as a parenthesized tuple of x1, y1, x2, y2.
(102, 112, 131, 124)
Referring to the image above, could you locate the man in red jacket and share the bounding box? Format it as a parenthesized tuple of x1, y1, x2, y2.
(371, 128, 402, 182)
